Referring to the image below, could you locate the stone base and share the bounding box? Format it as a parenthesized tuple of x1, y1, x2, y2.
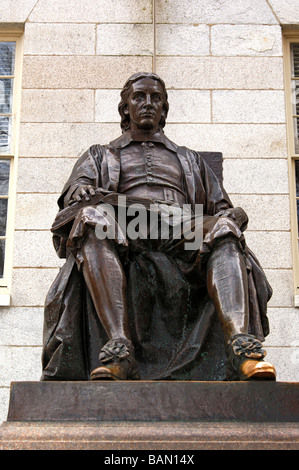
(1, 420, 299, 450)
(0, 381, 298, 450)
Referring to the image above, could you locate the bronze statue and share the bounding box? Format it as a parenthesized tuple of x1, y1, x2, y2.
(41, 73, 276, 382)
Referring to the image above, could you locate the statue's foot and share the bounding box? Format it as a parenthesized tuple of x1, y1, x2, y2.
(90, 338, 140, 381)
(227, 333, 276, 381)
(238, 358, 276, 381)
(90, 359, 139, 380)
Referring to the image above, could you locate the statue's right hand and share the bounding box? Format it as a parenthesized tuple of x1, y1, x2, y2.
(68, 185, 96, 205)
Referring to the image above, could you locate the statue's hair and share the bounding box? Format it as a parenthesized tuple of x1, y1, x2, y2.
(118, 72, 169, 132)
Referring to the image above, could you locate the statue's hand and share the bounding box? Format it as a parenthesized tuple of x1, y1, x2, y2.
(215, 207, 248, 231)
(68, 185, 96, 205)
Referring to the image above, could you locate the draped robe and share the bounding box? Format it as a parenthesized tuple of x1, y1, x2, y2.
(41, 132, 272, 381)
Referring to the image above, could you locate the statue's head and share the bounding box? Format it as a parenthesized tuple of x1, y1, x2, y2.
(118, 72, 169, 132)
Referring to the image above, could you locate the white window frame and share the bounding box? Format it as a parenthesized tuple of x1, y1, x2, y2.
(283, 32, 299, 306)
(0, 30, 23, 305)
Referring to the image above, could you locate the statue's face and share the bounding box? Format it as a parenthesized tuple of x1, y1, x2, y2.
(124, 78, 166, 132)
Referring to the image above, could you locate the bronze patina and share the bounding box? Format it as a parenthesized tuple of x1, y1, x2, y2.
(41, 73, 276, 382)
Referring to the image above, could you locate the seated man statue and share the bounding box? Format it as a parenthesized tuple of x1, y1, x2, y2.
(41, 72, 276, 382)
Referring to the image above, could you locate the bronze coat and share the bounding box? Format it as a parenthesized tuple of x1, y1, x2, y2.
(42, 132, 272, 381)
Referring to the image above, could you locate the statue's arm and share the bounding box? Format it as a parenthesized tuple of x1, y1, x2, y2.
(214, 207, 248, 232)
(51, 145, 105, 258)
(194, 151, 248, 231)
(58, 144, 104, 209)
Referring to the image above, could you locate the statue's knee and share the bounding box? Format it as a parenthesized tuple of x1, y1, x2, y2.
(213, 236, 240, 252)
(77, 205, 95, 219)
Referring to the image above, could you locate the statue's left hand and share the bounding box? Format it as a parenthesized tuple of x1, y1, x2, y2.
(215, 207, 248, 232)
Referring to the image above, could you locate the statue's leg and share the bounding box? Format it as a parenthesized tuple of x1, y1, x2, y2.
(81, 229, 129, 340)
(206, 238, 249, 341)
(80, 228, 139, 381)
(206, 238, 276, 380)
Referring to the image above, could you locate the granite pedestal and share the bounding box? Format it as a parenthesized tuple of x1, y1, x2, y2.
(0, 381, 298, 450)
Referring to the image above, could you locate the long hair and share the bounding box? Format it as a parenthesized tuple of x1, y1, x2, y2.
(118, 72, 169, 132)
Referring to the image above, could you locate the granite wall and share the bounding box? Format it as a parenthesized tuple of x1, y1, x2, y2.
(0, 0, 298, 422)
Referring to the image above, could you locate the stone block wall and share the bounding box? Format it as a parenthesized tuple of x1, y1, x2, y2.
(0, 0, 298, 421)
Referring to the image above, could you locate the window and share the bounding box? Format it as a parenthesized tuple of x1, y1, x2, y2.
(0, 31, 23, 303)
(284, 33, 299, 305)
